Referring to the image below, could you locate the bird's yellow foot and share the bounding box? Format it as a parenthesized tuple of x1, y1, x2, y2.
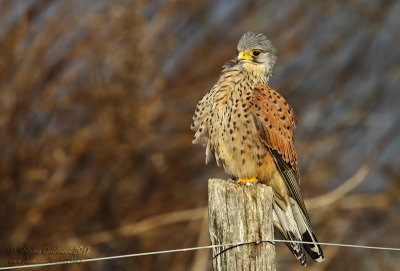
(237, 176, 258, 184)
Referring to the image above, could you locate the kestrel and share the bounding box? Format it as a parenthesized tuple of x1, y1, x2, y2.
(191, 32, 324, 266)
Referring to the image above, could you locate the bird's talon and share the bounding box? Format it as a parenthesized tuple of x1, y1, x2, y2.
(237, 176, 258, 184)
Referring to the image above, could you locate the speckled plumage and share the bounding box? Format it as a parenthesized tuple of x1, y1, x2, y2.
(191, 32, 324, 266)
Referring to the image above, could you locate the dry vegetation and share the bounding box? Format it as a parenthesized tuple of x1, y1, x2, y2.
(0, 1, 399, 270)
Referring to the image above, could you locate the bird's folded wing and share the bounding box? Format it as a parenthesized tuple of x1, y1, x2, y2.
(250, 85, 311, 222)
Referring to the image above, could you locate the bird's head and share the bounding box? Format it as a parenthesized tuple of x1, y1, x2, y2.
(236, 32, 277, 77)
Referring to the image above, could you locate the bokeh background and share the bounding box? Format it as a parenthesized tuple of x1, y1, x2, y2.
(1, 0, 399, 270)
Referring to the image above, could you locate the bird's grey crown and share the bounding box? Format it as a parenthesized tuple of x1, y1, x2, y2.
(237, 32, 277, 56)
(236, 32, 277, 77)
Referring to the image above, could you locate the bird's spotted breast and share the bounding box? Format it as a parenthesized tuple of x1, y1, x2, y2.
(193, 67, 276, 182)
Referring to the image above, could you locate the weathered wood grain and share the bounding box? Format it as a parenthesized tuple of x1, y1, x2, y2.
(208, 179, 276, 271)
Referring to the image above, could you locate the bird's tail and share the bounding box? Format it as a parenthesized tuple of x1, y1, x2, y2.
(273, 198, 325, 266)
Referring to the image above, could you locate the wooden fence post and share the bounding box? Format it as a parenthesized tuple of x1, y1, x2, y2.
(208, 179, 276, 271)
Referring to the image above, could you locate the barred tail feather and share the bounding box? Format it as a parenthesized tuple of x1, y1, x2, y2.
(273, 202, 307, 266)
(273, 199, 325, 266)
(289, 198, 325, 263)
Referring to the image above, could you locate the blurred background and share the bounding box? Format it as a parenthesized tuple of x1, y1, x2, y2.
(0, 0, 399, 270)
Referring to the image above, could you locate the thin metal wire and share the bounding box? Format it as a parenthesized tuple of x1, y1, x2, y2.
(1, 239, 399, 270)
(212, 240, 274, 259)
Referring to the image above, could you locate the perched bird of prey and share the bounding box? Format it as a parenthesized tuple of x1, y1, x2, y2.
(191, 32, 325, 266)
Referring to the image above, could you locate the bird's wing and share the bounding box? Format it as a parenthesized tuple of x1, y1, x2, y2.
(250, 85, 310, 221)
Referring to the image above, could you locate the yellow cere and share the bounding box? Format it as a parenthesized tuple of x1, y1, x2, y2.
(238, 51, 250, 60)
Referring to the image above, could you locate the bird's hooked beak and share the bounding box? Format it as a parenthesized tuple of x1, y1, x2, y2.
(236, 51, 250, 63)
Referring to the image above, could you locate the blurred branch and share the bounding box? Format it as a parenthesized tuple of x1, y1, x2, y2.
(10, 149, 70, 244)
(190, 209, 210, 271)
(81, 207, 207, 245)
(306, 117, 400, 210)
(306, 162, 371, 210)
(337, 194, 390, 210)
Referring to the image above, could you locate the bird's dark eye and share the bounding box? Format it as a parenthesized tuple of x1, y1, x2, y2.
(250, 50, 261, 57)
